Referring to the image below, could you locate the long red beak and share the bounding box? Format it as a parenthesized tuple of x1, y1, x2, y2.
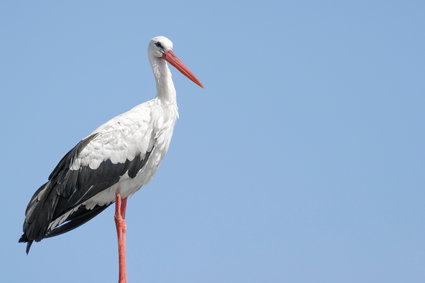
(163, 50, 204, 88)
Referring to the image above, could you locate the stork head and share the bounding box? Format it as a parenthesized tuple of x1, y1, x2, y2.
(149, 36, 204, 88)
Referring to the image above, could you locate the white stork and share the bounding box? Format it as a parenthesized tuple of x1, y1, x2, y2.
(19, 35, 203, 283)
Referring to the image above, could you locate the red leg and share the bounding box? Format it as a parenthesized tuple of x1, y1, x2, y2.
(121, 197, 128, 219)
(115, 194, 128, 283)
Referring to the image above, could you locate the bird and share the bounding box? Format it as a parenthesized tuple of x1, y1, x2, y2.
(19, 35, 203, 283)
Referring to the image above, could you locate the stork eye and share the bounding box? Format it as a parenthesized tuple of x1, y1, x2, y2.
(155, 42, 163, 49)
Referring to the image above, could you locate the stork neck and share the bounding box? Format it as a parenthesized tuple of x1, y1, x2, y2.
(149, 56, 177, 104)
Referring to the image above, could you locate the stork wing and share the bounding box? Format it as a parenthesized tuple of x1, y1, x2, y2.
(20, 117, 155, 252)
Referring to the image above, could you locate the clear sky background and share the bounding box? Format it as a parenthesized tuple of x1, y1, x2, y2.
(1, 1, 424, 282)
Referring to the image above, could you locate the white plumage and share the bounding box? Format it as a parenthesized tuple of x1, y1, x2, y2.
(81, 98, 178, 208)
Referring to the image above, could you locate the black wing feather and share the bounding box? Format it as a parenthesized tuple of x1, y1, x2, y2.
(45, 203, 111, 238)
(19, 133, 153, 253)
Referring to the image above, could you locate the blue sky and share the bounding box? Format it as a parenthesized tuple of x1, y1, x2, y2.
(1, 1, 424, 282)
